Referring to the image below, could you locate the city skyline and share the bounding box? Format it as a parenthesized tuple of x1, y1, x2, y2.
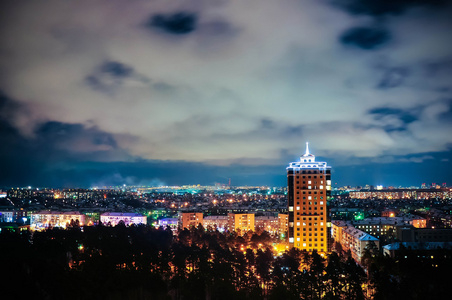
(1, 1, 452, 188)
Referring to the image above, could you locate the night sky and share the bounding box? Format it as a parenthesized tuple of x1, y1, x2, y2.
(1, 0, 452, 188)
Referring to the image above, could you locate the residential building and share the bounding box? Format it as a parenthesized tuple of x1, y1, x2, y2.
(332, 220, 379, 263)
(278, 213, 288, 237)
(30, 211, 85, 230)
(287, 142, 331, 252)
(228, 213, 255, 234)
(100, 212, 146, 226)
(203, 215, 228, 231)
(255, 215, 279, 234)
(179, 212, 203, 229)
(353, 216, 426, 239)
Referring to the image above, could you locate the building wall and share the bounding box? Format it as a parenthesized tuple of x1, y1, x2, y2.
(278, 213, 288, 236)
(255, 215, 279, 233)
(203, 215, 228, 231)
(332, 221, 379, 263)
(228, 213, 255, 234)
(30, 211, 85, 230)
(287, 146, 331, 253)
(100, 213, 146, 226)
(180, 212, 203, 229)
(0, 211, 14, 222)
(397, 227, 452, 243)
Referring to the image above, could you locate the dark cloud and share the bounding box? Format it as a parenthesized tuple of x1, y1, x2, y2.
(0, 94, 132, 186)
(377, 67, 409, 89)
(340, 27, 391, 50)
(36, 121, 118, 151)
(147, 12, 197, 35)
(100, 61, 133, 78)
(86, 61, 136, 91)
(329, 0, 447, 16)
(369, 107, 417, 127)
(1, 1, 452, 188)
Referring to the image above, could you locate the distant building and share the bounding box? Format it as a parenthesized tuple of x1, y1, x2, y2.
(158, 217, 178, 230)
(349, 188, 452, 200)
(203, 215, 228, 231)
(396, 226, 452, 243)
(0, 210, 14, 223)
(383, 242, 452, 258)
(82, 212, 100, 226)
(179, 212, 203, 229)
(30, 211, 85, 230)
(228, 213, 255, 234)
(100, 212, 146, 226)
(353, 216, 426, 239)
(381, 210, 398, 218)
(332, 220, 379, 263)
(330, 208, 365, 221)
(0, 210, 28, 223)
(287, 143, 331, 253)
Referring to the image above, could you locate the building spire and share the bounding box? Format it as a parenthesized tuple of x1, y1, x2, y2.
(305, 142, 310, 155)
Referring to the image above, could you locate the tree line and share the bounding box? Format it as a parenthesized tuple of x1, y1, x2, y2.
(0, 223, 450, 299)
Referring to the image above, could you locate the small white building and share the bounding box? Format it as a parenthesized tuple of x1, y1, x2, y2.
(100, 212, 146, 226)
(0, 210, 14, 223)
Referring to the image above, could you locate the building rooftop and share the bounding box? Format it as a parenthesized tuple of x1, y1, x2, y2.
(344, 226, 379, 241)
(353, 216, 425, 226)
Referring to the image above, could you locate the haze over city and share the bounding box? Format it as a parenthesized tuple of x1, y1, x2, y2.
(1, 0, 452, 188)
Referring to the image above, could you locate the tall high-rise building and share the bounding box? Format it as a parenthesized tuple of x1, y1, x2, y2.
(287, 143, 331, 253)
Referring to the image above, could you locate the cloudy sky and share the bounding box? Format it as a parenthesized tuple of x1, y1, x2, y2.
(1, 0, 452, 188)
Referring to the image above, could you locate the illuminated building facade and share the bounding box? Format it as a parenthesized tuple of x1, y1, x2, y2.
(30, 211, 85, 230)
(353, 216, 427, 239)
(179, 212, 203, 229)
(255, 215, 279, 234)
(203, 215, 228, 231)
(287, 143, 331, 252)
(228, 213, 255, 234)
(100, 212, 146, 226)
(158, 217, 178, 230)
(0, 210, 14, 223)
(278, 213, 288, 237)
